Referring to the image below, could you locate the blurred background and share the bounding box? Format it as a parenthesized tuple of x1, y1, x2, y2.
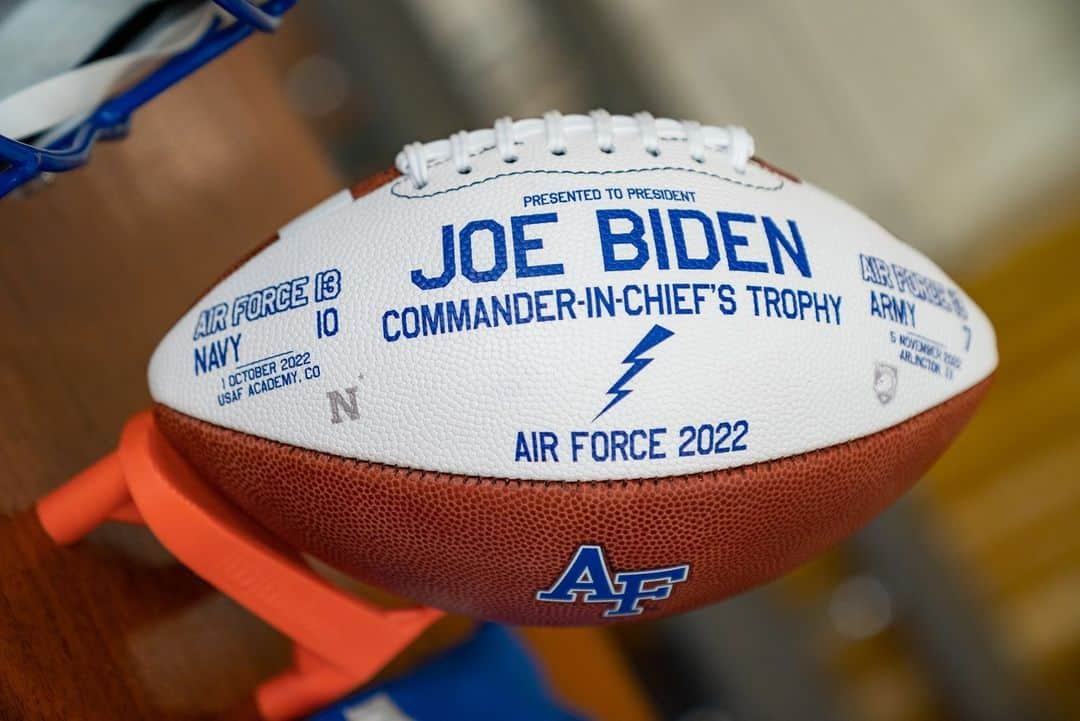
(2, 2, 1078, 720)
(261, 3, 1080, 720)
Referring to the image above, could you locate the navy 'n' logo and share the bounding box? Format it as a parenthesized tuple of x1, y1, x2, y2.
(536, 545, 690, 617)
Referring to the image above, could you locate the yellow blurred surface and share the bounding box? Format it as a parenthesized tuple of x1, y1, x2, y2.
(929, 213, 1080, 719)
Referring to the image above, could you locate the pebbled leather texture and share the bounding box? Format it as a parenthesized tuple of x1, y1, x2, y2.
(155, 375, 990, 624)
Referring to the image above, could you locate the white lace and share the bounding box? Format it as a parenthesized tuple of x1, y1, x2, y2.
(395, 110, 755, 188)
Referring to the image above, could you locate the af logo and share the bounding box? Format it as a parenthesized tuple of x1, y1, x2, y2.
(536, 545, 690, 617)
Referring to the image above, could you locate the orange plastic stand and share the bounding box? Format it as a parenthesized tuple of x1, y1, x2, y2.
(36, 411, 444, 721)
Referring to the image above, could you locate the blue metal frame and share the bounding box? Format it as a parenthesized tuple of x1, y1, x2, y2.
(0, 0, 296, 198)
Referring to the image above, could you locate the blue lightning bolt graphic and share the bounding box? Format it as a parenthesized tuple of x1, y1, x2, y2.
(594, 324, 675, 421)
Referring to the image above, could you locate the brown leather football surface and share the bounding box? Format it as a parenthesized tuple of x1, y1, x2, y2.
(154, 375, 989, 625)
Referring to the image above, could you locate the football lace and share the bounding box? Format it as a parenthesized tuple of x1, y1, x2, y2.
(396, 110, 755, 188)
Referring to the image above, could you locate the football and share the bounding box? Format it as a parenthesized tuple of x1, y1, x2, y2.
(149, 111, 996, 624)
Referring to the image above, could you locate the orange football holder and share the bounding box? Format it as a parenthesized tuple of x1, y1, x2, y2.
(35, 410, 444, 721)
